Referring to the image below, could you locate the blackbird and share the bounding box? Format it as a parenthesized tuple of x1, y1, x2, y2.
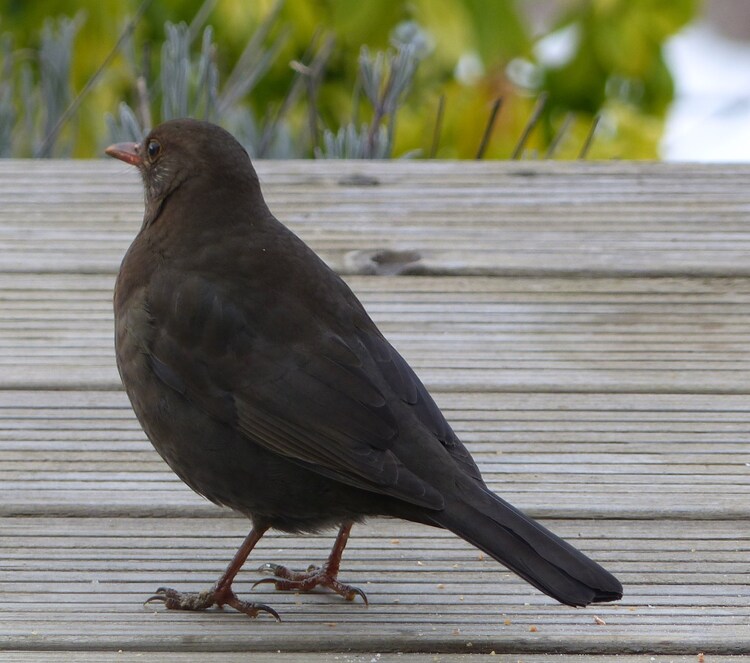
(106, 118, 622, 620)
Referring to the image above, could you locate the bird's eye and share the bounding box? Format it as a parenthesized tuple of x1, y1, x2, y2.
(146, 140, 161, 159)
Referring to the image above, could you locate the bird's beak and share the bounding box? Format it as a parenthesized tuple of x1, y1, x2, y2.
(105, 142, 142, 166)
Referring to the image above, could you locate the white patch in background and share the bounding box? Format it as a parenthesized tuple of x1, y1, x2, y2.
(533, 22, 580, 68)
(454, 51, 485, 86)
(662, 22, 750, 161)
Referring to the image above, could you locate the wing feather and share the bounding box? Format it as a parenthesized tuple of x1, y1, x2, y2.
(144, 269, 476, 510)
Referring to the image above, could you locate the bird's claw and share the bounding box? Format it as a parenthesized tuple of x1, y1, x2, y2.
(145, 586, 214, 611)
(257, 562, 320, 577)
(253, 563, 368, 605)
(144, 585, 281, 620)
(343, 584, 369, 604)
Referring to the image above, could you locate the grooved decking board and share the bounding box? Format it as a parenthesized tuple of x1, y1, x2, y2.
(1, 161, 749, 658)
(1, 160, 750, 276)
(0, 389, 747, 519)
(0, 658, 744, 663)
(1, 516, 748, 654)
(2, 274, 750, 393)
(0, 659, 743, 663)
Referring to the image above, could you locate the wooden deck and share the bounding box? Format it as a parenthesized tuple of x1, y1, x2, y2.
(0, 160, 748, 661)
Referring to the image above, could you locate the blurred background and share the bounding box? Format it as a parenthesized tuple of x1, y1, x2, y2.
(0, 0, 747, 160)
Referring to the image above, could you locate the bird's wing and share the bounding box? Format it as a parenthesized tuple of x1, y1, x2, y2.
(143, 270, 480, 509)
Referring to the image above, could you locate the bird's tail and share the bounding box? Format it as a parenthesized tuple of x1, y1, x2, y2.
(429, 484, 622, 607)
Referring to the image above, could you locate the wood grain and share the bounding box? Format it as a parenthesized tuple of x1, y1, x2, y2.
(0, 161, 748, 658)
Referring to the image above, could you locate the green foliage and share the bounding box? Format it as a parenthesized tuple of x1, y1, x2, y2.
(543, 0, 695, 114)
(0, 0, 699, 159)
(536, 0, 697, 156)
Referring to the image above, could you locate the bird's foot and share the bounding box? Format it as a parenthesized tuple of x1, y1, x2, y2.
(253, 562, 368, 605)
(145, 584, 280, 620)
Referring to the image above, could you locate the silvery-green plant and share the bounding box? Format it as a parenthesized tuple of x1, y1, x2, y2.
(161, 22, 218, 122)
(105, 101, 144, 144)
(316, 22, 427, 159)
(107, 21, 219, 142)
(2, 8, 428, 159)
(36, 14, 81, 156)
(318, 123, 390, 159)
(0, 15, 80, 157)
(107, 4, 291, 157)
(0, 34, 15, 156)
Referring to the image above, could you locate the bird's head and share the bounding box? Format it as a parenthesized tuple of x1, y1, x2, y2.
(106, 119, 260, 225)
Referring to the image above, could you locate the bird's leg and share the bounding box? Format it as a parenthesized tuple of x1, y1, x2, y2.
(146, 525, 280, 620)
(254, 522, 367, 604)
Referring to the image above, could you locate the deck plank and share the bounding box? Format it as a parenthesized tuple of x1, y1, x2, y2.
(0, 161, 748, 658)
(0, 389, 747, 519)
(1, 517, 748, 654)
(1, 161, 750, 276)
(2, 274, 750, 393)
(0, 657, 744, 663)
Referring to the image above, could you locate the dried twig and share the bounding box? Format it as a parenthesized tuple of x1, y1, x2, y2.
(545, 112, 573, 159)
(578, 114, 600, 159)
(475, 97, 502, 160)
(429, 94, 445, 159)
(511, 91, 547, 160)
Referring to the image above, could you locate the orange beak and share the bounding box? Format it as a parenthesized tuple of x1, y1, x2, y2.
(105, 142, 142, 166)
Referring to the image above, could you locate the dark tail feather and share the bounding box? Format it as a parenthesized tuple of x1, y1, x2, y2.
(430, 485, 622, 607)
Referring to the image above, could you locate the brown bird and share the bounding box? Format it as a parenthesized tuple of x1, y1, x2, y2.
(106, 118, 622, 620)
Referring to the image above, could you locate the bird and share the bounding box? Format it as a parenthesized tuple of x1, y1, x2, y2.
(106, 118, 623, 620)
